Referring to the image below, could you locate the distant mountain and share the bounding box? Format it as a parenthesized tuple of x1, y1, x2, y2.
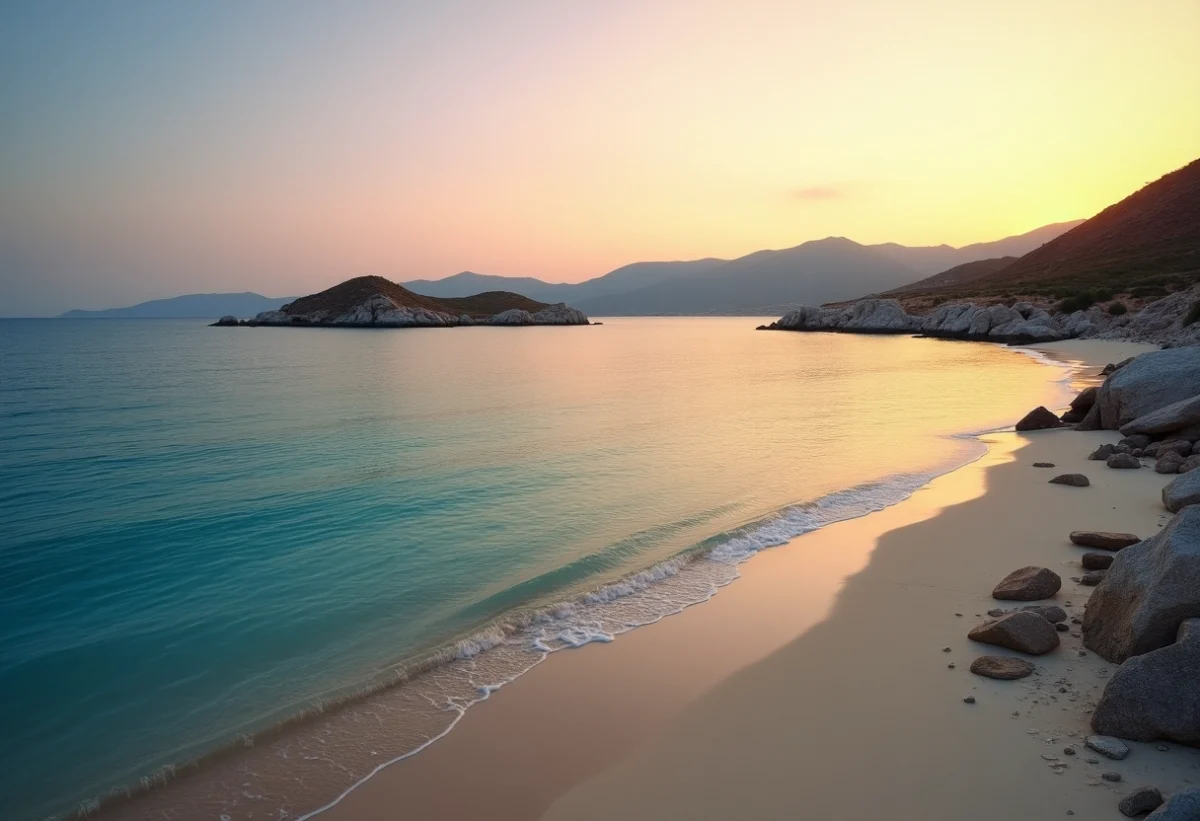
(868, 221, 1084, 276)
(401, 272, 574, 302)
(884, 257, 1019, 295)
(572, 238, 920, 315)
(61, 292, 295, 318)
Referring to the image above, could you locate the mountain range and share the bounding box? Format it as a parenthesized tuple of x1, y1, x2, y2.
(57, 221, 1083, 319)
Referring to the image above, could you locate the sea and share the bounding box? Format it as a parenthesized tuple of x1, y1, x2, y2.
(0, 317, 1071, 821)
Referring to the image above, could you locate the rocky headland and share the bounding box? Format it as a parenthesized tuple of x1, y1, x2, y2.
(213, 275, 590, 328)
(760, 286, 1200, 347)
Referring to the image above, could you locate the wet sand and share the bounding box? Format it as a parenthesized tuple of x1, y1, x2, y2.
(319, 339, 1199, 821)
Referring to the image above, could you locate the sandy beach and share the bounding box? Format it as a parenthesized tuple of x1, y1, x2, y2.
(309, 337, 1200, 821)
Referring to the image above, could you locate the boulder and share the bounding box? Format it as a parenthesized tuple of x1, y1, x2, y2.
(968, 611, 1060, 655)
(1180, 455, 1200, 474)
(1083, 553, 1115, 571)
(1081, 569, 1108, 586)
(1021, 604, 1068, 623)
(1108, 453, 1142, 469)
(1070, 531, 1141, 550)
(1120, 394, 1200, 438)
(1120, 434, 1154, 450)
(1083, 507, 1200, 661)
(1115, 444, 1134, 455)
(1061, 409, 1085, 424)
(1092, 619, 1200, 744)
(969, 655, 1036, 680)
(1146, 788, 1200, 819)
(1144, 442, 1164, 458)
(1157, 451, 1186, 474)
(531, 303, 590, 325)
(1089, 444, 1117, 461)
(1070, 386, 1099, 414)
(1085, 735, 1130, 760)
(488, 309, 536, 326)
(1163, 470, 1200, 512)
(1016, 406, 1064, 431)
(214, 315, 240, 326)
(992, 566, 1062, 601)
(1093, 348, 1200, 430)
(1120, 787, 1164, 817)
(1160, 440, 1195, 458)
(458, 314, 474, 326)
(1050, 474, 1090, 487)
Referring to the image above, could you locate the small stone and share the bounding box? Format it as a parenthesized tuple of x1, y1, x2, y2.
(1033, 462, 1056, 468)
(955, 613, 963, 617)
(1080, 569, 1108, 586)
(1102, 771, 1122, 783)
(1106, 453, 1141, 469)
(1086, 736, 1129, 759)
(1056, 622, 1070, 632)
(970, 655, 1036, 680)
(1050, 474, 1090, 487)
(942, 646, 951, 652)
(1070, 531, 1141, 551)
(1082, 552, 1115, 571)
(963, 696, 976, 704)
(1064, 746, 1076, 755)
(1156, 745, 1169, 752)
(1086, 757, 1099, 764)
(988, 608, 1006, 617)
(992, 566, 1062, 601)
(1118, 786, 1163, 817)
(948, 663, 955, 669)
(1042, 754, 1059, 761)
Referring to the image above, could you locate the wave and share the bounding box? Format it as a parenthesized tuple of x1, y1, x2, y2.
(71, 441, 991, 821)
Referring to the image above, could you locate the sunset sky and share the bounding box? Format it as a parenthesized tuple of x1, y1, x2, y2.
(1, 0, 1198, 315)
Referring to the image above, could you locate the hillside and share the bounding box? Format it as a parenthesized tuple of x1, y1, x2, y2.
(61, 292, 295, 318)
(884, 257, 1018, 295)
(868, 221, 1083, 276)
(573, 238, 920, 315)
(278, 276, 550, 320)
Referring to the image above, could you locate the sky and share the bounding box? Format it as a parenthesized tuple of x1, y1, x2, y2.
(1, 0, 1198, 315)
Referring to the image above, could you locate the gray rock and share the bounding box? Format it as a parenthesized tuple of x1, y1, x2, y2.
(1056, 621, 1070, 632)
(1084, 508, 1200, 661)
(1092, 348, 1200, 430)
(963, 695, 975, 704)
(992, 566, 1062, 601)
(1083, 553, 1115, 570)
(1115, 444, 1135, 455)
(1157, 451, 1186, 474)
(1163, 470, 1200, 512)
(1146, 788, 1200, 819)
(1121, 434, 1155, 450)
(1081, 569, 1108, 586)
(969, 655, 1036, 679)
(1070, 531, 1141, 550)
(1179, 455, 1200, 474)
(1017, 406, 1065, 431)
(530, 303, 590, 325)
(1085, 735, 1130, 759)
(1104, 772, 1124, 782)
(1120, 787, 1164, 817)
(968, 611, 1061, 655)
(1033, 462, 1056, 468)
(1108, 453, 1142, 469)
(1161, 440, 1195, 458)
(1121, 395, 1200, 438)
(488, 309, 536, 326)
(1050, 474, 1090, 487)
(1192, 441, 1200, 455)
(1071, 386, 1099, 414)
(215, 315, 239, 326)
(1022, 604, 1068, 623)
(1092, 619, 1200, 743)
(1144, 442, 1164, 458)
(1090, 444, 1118, 461)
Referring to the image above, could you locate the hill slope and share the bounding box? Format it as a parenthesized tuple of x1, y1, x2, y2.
(279, 275, 551, 320)
(884, 257, 1018, 295)
(61, 292, 295, 318)
(867, 221, 1083, 275)
(574, 238, 920, 315)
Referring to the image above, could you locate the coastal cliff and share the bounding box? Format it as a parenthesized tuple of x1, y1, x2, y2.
(763, 286, 1200, 347)
(214, 275, 590, 328)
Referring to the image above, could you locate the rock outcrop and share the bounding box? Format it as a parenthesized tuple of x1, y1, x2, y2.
(1083, 507, 1200, 662)
(1163, 470, 1200, 512)
(767, 300, 1067, 343)
(1092, 619, 1200, 744)
(1090, 347, 1200, 430)
(1145, 788, 1200, 819)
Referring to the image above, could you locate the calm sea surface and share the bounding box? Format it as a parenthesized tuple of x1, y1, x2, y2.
(0, 317, 1067, 820)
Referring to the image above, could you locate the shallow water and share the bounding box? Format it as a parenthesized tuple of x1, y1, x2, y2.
(0, 317, 1067, 820)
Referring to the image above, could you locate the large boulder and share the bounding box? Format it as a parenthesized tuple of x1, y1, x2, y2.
(1107, 453, 1142, 469)
(1092, 619, 1200, 744)
(1120, 394, 1200, 438)
(1015, 406, 1064, 431)
(968, 611, 1061, 655)
(1163, 470, 1200, 512)
(1092, 348, 1200, 430)
(1071, 386, 1099, 414)
(1146, 788, 1200, 819)
(992, 566, 1061, 600)
(1083, 507, 1200, 662)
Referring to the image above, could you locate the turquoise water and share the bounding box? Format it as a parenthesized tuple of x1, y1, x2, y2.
(0, 318, 1067, 820)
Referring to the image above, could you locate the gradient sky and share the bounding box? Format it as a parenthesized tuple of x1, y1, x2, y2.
(1, 0, 1198, 315)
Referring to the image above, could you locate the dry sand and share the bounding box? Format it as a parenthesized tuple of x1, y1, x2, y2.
(320, 339, 1198, 821)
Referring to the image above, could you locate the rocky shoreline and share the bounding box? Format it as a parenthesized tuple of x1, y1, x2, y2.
(761, 286, 1200, 348)
(966, 345, 1200, 817)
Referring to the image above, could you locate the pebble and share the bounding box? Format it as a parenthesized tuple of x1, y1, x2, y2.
(942, 647, 951, 652)
(948, 663, 955, 669)
(1086, 735, 1130, 760)
(1157, 745, 1170, 752)
(1102, 772, 1122, 783)
(1085, 757, 1099, 764)
(1063, 746, 1076, 756)
(954, 613, 962, 617)
(963, 696, 975, 704)
(1042, 754, 1059, 761)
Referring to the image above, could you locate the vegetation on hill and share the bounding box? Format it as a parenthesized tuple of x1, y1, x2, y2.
(282, 276, 551, 319)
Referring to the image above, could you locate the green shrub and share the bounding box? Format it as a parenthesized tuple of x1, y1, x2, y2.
(1107, 302, 1128, 316)
(1131, 285, 1169, 298)
(1094, 288, 1113, 302)
(1185, 301, 1200, 327)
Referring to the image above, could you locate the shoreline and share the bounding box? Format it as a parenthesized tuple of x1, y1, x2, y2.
(307, 339, 1167, 820)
